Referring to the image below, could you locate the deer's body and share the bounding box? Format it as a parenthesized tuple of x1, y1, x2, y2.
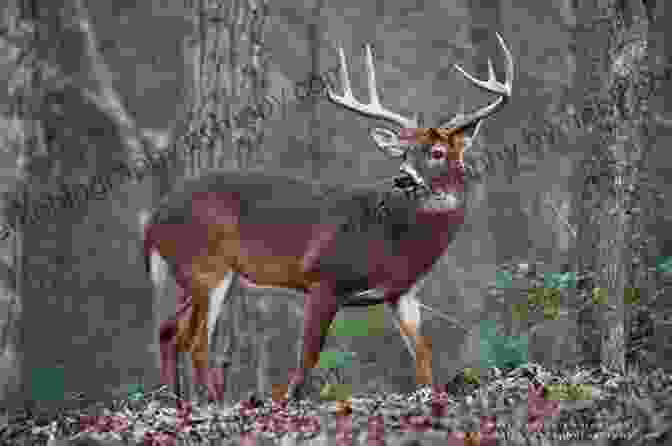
(146, 169, 466, 305)
(143, 33, 513, 402)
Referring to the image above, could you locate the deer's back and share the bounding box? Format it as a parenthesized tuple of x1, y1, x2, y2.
(149, 169, 398, 292)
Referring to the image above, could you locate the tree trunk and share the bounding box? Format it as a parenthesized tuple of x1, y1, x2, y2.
(181, 0, 271, 403)
(569, 0, 654, 374)
(0, 0, 30, 406)
(1, 0, 169, 413)
(306, 0, 326, 177)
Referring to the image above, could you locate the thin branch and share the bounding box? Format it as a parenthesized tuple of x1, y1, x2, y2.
(416, 302, 470, 332)
(654, 113, 672, 128)
(543, 193, 578, 239)
(560, 15, 612, 32)
(70, 0, 150, 163)
(0, 261, 16, 293)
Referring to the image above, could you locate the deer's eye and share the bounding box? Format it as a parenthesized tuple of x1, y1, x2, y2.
(431, 145, 447, 160)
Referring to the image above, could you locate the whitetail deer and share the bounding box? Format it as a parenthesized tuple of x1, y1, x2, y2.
(143, 33, 513, 402)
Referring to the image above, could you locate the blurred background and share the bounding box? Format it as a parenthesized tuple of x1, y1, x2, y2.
(0, 0, 670, 411)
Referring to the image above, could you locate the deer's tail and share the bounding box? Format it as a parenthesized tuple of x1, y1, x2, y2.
(140, 210, 155, 276)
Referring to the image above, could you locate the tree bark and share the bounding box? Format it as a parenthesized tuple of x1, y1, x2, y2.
(0, 0, 29, 406)
(1, 0, 169, 412)
(306, 0, 326, 177)
(181, 0, 271, 403)
(569, 0, 654, 374)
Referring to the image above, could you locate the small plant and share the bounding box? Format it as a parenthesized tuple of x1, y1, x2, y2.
(544, 271, 577, 289)
(655, 256, 672, 274)
(31, 365, 65, 403)
(623, 287, 641, 305)
(592, 287, 609, 306)
(319, 383, 353, 402)
(496, 270, 513, 289)
(316, 349, 357, 401)
(479, 320, 529, 370)
(127, 383, 145, 402)
(544, 383, 594, 400)
(462, 367, 481, 385)
(328, 304, 386, 337)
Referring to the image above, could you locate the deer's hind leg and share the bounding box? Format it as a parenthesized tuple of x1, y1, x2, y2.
(179, 222, 241, 402)
(179, 256, 236, 400)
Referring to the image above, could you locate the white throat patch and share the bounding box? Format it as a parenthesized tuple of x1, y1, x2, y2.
(422, 190, 464, 211)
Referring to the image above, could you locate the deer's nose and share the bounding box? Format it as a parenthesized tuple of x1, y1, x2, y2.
(450, 159, 465, 169)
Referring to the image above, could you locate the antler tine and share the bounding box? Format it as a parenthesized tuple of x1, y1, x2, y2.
(326, 43, 418, 129)
(446, 32, 514, 130)
(453, 32, 513, 97)
(334, 45, 354, 102)
(365, 44, 383, 109)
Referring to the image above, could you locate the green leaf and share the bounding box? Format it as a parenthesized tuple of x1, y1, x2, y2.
(656, 256, 672, 273)
(479, 338, 498, 369)
(511, 302, 529, 321)
(479, 319, 499, 338)
(566, 384, 593, 400)
(317, 351, 340, 370)
(528, 288, 545, 306)
(545, 384, 593, 400)
(624, 287, 640, 305)
(320, 383, 337, 400)
(462, 368, 481, 385)
(317, 350, 357, 370)
(328, 318, 348, 336)
(506, 334, 529, 351)
(496, 270, 513, 289)
(542, 288, 561, 307)
(320, 383, 352, 401)
(543, 272, 576, 289)
(127, 383, 145, 401)
(543, 305, 560, 320)
(544, 384, 570, 400)
(329, 318, 369, 337)
(480, 326, 528, 370)
(347, 320, 371, 337)
(592, 287, 608, 306)
(366, 305, 386, 335)
(334, 383, 352, 400)
(501, 334, 529, 367)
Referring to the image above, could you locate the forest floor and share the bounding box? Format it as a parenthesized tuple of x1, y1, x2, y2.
(1, 362, 670, 446)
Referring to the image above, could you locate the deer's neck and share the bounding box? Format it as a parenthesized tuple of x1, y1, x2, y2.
(382, 182, 466, 214)
(373, 185, 467, 234)
(419, 189, 465, 213)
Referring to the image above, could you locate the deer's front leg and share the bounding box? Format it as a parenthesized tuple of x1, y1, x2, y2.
(204, 270, 238, 404)
(287, 281, 340, 400)
(387, 285, 433, 387)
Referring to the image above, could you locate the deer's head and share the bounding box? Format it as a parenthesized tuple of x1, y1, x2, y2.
(327, 33, 514, 207)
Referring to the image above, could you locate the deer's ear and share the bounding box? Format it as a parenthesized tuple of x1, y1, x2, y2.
(370, 127, 406, 158)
